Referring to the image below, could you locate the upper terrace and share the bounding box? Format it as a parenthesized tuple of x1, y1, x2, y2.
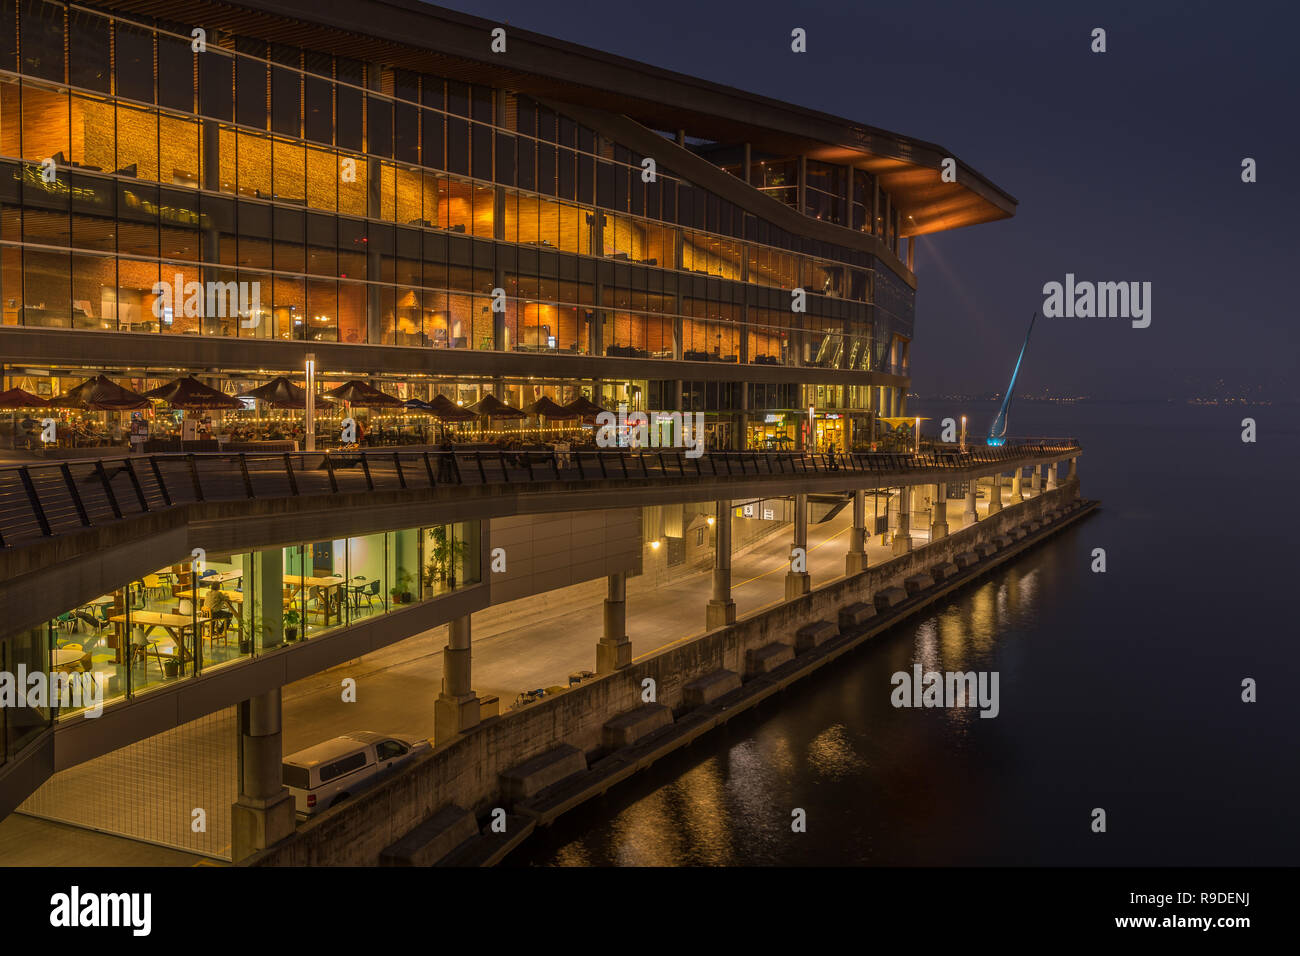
(0, 441, 1080, 638)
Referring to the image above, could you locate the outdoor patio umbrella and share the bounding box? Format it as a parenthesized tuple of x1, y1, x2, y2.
(236, 376, 335, 409)
(0, 388, 49, 408)
(560, 395, 607, 418)
(525, 396, 579, 419)
(426, 395, 478, 422)
(325, 380, 404, 407)
(142, 376, 243, 410)
(49, 375, 151, 410)
(466, 394, 526, 419)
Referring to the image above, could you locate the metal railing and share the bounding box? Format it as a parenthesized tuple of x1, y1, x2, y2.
(0, 440, 1080, 550)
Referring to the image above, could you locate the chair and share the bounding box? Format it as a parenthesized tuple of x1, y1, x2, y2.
(210, 610, 233, 647)
(54, 611, 78, 634)
(142, 573, 165, 601)
(74, 610, 101, 634)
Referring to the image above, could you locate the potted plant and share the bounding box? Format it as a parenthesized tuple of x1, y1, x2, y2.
(162, 654, 180, 679)
(389, 585, 402, 605)
(283, 609, 300, 642)
(396, 570, 414, 604)
(424, 526, 466, 592)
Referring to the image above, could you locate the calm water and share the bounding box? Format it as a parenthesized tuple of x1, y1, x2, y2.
(511, 401, 1300, 865)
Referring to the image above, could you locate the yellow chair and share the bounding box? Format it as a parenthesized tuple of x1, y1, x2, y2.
(142, 573, 164, 600)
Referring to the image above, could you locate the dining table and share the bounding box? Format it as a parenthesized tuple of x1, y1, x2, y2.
(108, 611, 206, 669)
(282, 574, 347, 626)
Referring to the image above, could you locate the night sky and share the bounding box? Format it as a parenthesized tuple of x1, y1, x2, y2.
(436, 0, 1299, 401)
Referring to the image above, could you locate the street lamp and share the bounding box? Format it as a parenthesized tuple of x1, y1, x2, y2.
(304, 353, 316, 452)
(960, 415, 967, 452)
(914, 417, 920, 454)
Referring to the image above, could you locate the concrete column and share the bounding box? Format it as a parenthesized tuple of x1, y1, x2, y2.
(706, 501, 736, 628)
(1031, 465, 1042, 495)
(846, 488, 868, 575)
(231, 688, 295, 862)
(785, 493, 811, 598)
(892, 486, 912, 555)
(596, 572, 631, 674)
(963, 481, 978, 526)
(1067, 457, 1078, 482)
(435, 615, 479, 744)
(253, 548, 284, 649)
(986, 473, 1003, 514)
(1010, 468, 1023, 502)
(930, 483, 948, 539)
(1047, 462, 1059, 491)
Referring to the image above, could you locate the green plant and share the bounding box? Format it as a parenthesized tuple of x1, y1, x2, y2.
(423, 526, 465, 588)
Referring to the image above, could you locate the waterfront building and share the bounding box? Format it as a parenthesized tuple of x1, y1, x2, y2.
(0, 0, 1068, 866)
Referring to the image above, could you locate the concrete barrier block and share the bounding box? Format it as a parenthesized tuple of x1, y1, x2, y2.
(838, 602, 876, 629)
(500, 744, 587, 802)
(954, 551, 978, 570)
(745, 641, 794, 678)
(874, 586, 908, 611)
(904, 573, 935, 595)
(682, 669, 742, 710)
(993, 535, 1012, 549)
(380, 804, 478, 867)
(930, 561, 959, 582)
(1028, 520, 1041, 531)
(602, 703, 673, 750)
(975, 543, 997, 559)
(795, 619, 838, 653)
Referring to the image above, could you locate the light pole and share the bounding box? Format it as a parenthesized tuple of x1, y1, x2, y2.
(304, 353, 316, 452)
(960, 414, 967, 452)
(914, 417, 920, 454)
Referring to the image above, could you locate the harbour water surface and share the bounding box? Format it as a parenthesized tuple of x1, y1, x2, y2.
(509, 401, 1298, 866)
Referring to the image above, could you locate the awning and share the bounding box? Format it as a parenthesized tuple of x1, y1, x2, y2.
(49, 375, 151, 410)
(237, 377, 336, 410)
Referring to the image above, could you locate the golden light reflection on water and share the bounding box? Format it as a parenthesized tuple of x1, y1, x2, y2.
(807, 723, 869, 779)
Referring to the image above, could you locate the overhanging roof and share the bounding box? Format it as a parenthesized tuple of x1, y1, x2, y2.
(95, 0, 1016, 237)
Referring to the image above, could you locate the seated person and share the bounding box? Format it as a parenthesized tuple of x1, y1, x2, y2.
(202, 582, 237, 619)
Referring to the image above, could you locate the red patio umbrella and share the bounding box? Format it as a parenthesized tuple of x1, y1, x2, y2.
(236, 376, 335, 410)
(466, 394, 527, 419)
(325, 380, 404, 407)
(0, 388, 49, 408)
(49, 375, 151, 410)
(142, 376, 243, 410)
(525, 396, 579, 419)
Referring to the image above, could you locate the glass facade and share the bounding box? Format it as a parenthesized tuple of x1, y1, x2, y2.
(3, 519, 479, 731)
(0, 0, 914, 371)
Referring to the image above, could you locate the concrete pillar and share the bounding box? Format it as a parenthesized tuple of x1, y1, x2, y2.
(254, 548, 284, 649)
(1067, 457, 1078, 482)
(846, 488, 868, 575)
(986, 473, 1003, 514)
(892, 487, 912, 555)
(435, 615, 479, 744)
(930, 483, 948, 539)
(785, 493, 811, 598)
(706, 501, 736, 629)
(596, 572, 631, 674)
(1031, 465, 1042, 495)
(1047, 462, 1059, 491)
(231, 688, 295, 862)
(1010, 468, 1023, 502)
(963, 481, 977, 526)
(982, 473, 1003, 512)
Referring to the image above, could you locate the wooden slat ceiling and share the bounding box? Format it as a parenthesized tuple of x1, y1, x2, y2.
(89, 0, 1016, 236)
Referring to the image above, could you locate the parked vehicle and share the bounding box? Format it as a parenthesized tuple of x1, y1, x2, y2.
(281, 731, 431, 816)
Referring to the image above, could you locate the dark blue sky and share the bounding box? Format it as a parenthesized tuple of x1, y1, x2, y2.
(438, 0, 1299, 400)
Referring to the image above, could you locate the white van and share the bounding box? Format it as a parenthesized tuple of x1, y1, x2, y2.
(282, 731, 431, 815)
